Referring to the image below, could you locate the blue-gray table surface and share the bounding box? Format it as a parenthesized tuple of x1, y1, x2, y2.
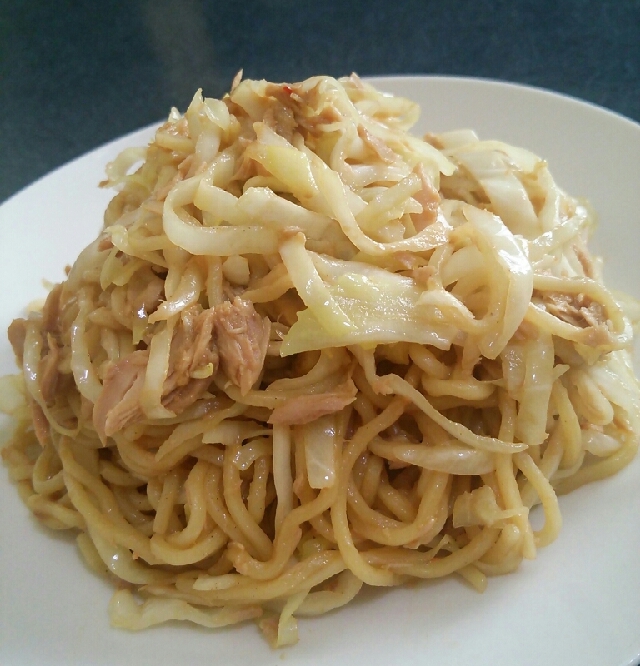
(1, 0, 639, 203)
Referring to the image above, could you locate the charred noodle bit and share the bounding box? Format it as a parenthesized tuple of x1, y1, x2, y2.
(2, 74, 640, 648)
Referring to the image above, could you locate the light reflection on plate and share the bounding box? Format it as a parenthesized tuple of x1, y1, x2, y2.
(1, 76, 639, 666)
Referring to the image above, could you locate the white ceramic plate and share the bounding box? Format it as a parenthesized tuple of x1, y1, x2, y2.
(1, 76, 639, 666)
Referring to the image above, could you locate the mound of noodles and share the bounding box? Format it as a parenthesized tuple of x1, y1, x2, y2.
(2, 74, 639, 647)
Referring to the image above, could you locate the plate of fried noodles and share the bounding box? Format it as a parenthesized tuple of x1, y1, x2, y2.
(1, 75, 639, 666)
